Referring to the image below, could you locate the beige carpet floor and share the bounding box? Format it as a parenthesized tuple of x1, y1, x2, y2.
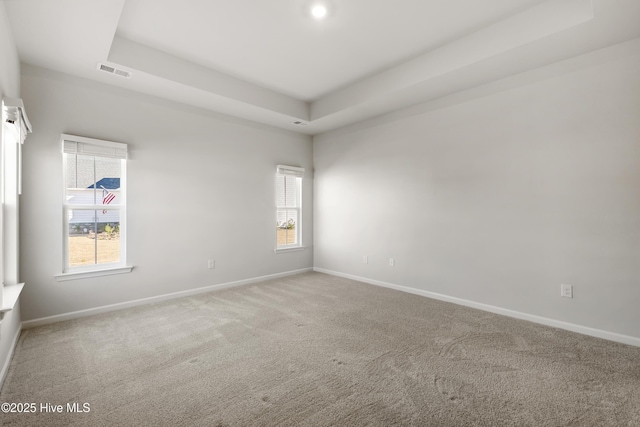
(1, 272, 639, 426)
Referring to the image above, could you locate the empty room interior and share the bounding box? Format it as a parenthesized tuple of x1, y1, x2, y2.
(1, 0, 640, 425)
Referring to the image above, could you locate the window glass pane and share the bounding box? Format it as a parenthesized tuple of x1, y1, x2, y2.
(99, 188, 120, 210)
(65, 155, 121, 206)
(66, 154, 96, 204)
(276, 209, 297, 246)
(66, 188, 95, 206)
(97, 212, 121, 265)
(276, 176, 299, 208)
(67, 209, 120, 266)
(285, 176, 298, 208)
(65, 153, 77, 188)
(68, 209, 97, 267)
(276, 176, 286, 207)
(74, 154, 97, 189)
(95, 157, 121, 206)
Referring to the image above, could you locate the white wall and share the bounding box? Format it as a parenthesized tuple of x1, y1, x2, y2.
(0, 0, 23, 384)
(314, 43, 640, 340)
(0, 3, 19, 99)
(19, 65, 313, 321)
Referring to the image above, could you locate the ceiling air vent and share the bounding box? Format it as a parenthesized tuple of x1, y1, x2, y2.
(292, 121, 308, 126)
(97, 63, 132, 79)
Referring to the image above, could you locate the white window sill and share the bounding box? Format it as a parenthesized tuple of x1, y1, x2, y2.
(274, 246, 306, 253)
(1, 283, 25, 316)
(55, 266, 134, 282)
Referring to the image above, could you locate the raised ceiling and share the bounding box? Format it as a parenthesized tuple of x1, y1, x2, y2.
(116, 0, 543, 101)
(4, 0, 640, 135)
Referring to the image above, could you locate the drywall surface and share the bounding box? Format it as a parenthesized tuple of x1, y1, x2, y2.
(313, 44, 640, 339)
(0, 2, 19, 99)
(19, 65, 313, 321)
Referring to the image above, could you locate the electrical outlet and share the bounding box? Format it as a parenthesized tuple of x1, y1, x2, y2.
(208, 259, 215, 269)
(363, 256, 368, 264)
(561, 284, 573, 298)
(389, 258, 395, 267)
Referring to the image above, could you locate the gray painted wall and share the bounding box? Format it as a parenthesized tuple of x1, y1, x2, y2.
(19, 65, 313, 321)
(313, 44, 640, 339)
(0, 0, 23, 381)
(0, 2, 19, 99)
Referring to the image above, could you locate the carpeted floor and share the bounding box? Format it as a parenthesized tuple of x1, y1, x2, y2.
(1, 272, 639, 426)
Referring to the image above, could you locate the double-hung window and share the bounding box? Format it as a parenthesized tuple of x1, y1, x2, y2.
(58, 134, 131, 279)
(1, 97, 31, 315)
(275, 165, 304, 251)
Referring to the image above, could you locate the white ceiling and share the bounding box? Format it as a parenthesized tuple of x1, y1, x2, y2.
(4, 0, 640, 135)
(116, 0, 542, 101)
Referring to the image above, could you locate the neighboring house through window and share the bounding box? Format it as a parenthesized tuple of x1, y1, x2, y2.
(57, 134, 132, 280)
(275, 165, 304, 251)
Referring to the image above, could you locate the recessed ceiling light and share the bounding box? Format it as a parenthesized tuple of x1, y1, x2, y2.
(311, 4, 327, 19)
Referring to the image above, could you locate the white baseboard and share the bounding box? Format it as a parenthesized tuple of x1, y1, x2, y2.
(0, 322, 22, 391)
(23, 268, 313, 329)
(314, 267, 640, 348)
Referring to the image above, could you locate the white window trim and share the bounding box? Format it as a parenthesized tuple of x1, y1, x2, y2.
(54, 266, 133, 282)
(274, 246, 306, 254)
(1, 97, 31, 318)
(60, 134, 132, 278)
(275, 164, 304, 252)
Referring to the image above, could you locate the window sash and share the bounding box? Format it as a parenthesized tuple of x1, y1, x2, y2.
(276, 208, 300, 247)
(62, 205, 127, 271)
(63, 207, 125, 269)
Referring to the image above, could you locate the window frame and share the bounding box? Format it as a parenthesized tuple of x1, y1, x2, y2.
(275, 165, 304, 252)
(56, 134, 132, 281)
(1, 97, 31, 315)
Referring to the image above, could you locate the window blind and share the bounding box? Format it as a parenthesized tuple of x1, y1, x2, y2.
(62, 134, 127, 159)
(2, 97, 32, 144)
(276, 165, 304, 178)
